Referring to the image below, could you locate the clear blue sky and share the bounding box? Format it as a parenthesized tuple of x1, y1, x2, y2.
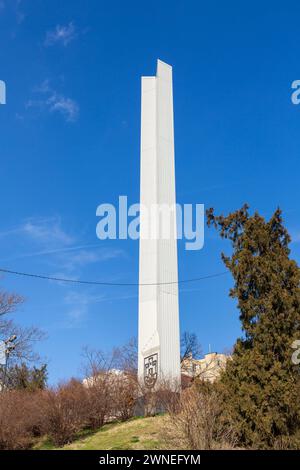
(1, 1, 300, 384)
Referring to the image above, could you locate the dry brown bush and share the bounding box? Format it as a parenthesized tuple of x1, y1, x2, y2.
(138, 379, 181, 417)
(84, 375, 113, 429)
(43, 379, 89, 446)
(82, 347, 137, 428)
(0, 376, 123, 449)
(0, 390, 47, 449)
(111, 372, 138, 421)
(165, 382, 237, 450)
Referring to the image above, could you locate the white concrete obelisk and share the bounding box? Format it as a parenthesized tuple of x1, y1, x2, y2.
(138, 60, 181, 390)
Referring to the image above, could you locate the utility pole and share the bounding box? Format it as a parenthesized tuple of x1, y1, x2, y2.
(0, 335, 17, 391)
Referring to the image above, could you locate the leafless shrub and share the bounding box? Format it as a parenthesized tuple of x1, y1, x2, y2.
(44, 379, 88, 446)
(82, 343, 139, 425)
(0, 390, 47, 449)
(137, 379, 181, 417)
(166, 382, 237, 450)
(156, 380, 181, 414)
(82, 347, 120, 428)
(85, 378, 113, 429)
(110, 371, 138, 421)
(0, 371, 137, 449)
(273, 431, 300, 450)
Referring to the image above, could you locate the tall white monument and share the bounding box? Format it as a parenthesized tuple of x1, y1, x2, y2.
(138, 60, 181, 390)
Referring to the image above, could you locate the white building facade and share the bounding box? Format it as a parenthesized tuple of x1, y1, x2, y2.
(181, 353, 229, 383)
(138, 60, 181, 390)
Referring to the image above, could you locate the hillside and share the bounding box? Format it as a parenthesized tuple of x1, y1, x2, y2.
(36, 415, 168, 451)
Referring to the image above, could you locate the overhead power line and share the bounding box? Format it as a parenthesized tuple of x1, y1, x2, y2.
(0, 267, 228, 287)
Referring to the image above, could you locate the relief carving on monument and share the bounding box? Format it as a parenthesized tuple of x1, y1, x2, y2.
(144, 353, 158, 388)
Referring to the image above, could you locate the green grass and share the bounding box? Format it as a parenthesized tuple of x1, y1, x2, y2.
(35, 415, 167, 450)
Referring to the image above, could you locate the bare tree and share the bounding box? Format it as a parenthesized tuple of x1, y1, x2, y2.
(0, 319, 45, 364)
(113, 337, 138, 373)
(0, 285, 45, 391)
(180, 331, 202, 362)
(0, 291, 23, 317)
(82, 346, 117, 379)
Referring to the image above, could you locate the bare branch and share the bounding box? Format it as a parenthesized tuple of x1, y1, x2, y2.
(180, 331, 202, 362)
(0, 291, 24, 317)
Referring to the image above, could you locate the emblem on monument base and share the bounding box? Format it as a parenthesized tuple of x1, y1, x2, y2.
(144, 353, 158, 388)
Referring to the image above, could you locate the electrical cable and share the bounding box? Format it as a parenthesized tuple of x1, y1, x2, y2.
(0, 267, 228, 287)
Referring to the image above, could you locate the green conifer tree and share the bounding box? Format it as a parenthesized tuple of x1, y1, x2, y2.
(207, 205, 300, 448)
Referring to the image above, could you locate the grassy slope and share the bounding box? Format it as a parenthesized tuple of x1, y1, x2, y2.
(36, 415, 167, 451)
